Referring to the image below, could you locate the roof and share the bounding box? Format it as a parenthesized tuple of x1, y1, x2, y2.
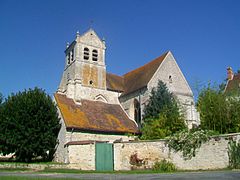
(225, 73, 240, 93)
(106, 73, 124, 92)
(54, 93, 139, 134)
(106, 52, 168, 96)
(122, 52, 168, 95)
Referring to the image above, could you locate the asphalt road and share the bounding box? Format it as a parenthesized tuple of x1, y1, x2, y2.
(1, 171, 240, 180)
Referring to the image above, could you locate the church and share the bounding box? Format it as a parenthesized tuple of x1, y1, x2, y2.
(54, 29, 199, 163)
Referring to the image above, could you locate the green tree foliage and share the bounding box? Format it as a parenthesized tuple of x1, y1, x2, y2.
(197, 84, 240, 134)
(0, 88, 61, 162)
(141, 81, 186, 139)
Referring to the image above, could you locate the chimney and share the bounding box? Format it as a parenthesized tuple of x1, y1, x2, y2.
(227, 67, 234, 81)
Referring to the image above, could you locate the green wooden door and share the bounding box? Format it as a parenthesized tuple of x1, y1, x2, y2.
(95, 143, 113, 171)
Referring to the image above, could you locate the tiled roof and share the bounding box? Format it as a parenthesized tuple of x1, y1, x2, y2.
(106, 73, 124, 92)
(225, 73, 240, 93)
(122, 52, 168, 95)
(106, 52, 168, 96)
(54, 93, 139, 134)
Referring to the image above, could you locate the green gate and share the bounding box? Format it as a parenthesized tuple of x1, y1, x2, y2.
(95, 143, 114, 171)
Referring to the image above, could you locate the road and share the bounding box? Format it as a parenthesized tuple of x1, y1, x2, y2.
(0, 171, 240, 180)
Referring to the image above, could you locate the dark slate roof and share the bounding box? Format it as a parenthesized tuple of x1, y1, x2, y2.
(54, 93, 139, 134)
(225, 73, 240, 93)
(106, 51, 168, 96)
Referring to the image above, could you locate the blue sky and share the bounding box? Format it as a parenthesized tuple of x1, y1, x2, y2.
(0, 0, 239, 98)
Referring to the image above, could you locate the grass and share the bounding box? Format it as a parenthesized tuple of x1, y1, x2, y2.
(39, 167, 235, 174)
(0, 162, 62, 165)
(0, 177, 78, 180)
(0, 168, 30, 172)
(40, 168, 177, 174)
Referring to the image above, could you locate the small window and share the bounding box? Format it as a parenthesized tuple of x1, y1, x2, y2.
(83, 47, 89, 60)
(169, 75, 173, 83)
(71, 49, 74, 61)
(67, 53, 70, 64)
(92, 49, 98, 61)
(89, 80, 93, 85)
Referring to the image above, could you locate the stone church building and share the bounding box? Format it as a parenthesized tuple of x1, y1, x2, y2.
(54, 29, 199, 164)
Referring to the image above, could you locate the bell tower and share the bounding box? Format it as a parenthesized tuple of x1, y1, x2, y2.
(77, 29, 106, 89)
(57, 29, 107, 100)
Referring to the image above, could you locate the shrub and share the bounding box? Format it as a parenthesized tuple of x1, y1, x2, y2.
(153, 159, 176, 172)
(197, 83, 240, 134)
(228, 140, 240, 169)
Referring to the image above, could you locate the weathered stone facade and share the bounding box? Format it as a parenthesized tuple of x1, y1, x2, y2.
(58, 29, 108, 101)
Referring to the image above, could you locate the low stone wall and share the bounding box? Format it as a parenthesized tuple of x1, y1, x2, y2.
(68, 143, 95, 170)
(114, 133, 240, 171)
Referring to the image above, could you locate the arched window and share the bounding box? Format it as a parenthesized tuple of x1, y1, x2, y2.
(134, 99, 141, 127)
(83, 47, 89, 60)
(92, 49, 98, 61)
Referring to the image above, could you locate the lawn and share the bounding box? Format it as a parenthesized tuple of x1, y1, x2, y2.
(0, 177, 77, 180)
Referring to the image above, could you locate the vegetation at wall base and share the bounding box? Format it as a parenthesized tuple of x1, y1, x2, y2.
(228, 140, 240, 169)
(0, 88, 61, 162)
(141, 80, 186, 140)
(153, 159, 177, 172)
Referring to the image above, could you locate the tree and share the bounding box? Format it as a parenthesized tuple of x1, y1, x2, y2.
(0, 88, 61, 162)
(197, 84, 240, 134)
(141, 81, 186, 139)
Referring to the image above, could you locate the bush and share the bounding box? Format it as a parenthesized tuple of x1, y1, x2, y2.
(197, 83, 240, 134)
(153, 159, 176, 172)
(228, 140, 240, 169)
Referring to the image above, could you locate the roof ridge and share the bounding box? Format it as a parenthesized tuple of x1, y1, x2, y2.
(123, 51, 169, 77)
(107, 72, 123, 78)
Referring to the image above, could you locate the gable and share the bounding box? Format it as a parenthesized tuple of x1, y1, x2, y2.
(105, 51, 192, 98)
(54, 93, 139, 134)
(148, 52, 193, 97)
(78, 29, 104, 48)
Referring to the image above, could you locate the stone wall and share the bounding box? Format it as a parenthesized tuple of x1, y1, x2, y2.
(119, 88, 149, 120)
(114, 133, 240, 171)
(68, 143, 95, 170)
